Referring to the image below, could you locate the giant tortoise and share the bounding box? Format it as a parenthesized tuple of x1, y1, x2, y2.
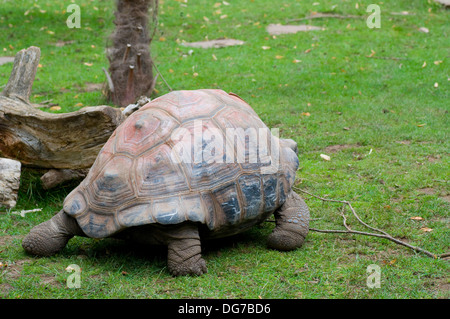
(22, 89, 309, 276)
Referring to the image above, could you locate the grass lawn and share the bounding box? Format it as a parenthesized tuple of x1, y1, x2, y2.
(0, 0, 448, 299)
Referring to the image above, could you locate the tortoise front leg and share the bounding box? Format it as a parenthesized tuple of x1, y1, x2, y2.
(166, 223, 207, 276)
(22, 210, 84, 256)
(267, 191, 310, 251)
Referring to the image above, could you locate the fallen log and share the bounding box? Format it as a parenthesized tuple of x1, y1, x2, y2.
(0, 46, 125, 170)
(40, 168, 89, 190)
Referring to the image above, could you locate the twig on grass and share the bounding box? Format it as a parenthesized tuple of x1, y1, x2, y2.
(150, 60, 173, 92)
(287, 13, 363, 22)
(294, 187, 450, 259)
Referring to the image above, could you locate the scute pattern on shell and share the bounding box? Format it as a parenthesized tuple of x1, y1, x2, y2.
(63, 89, 299, 238)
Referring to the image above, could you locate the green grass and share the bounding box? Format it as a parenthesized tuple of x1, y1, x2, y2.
(0, 0, 449, 299)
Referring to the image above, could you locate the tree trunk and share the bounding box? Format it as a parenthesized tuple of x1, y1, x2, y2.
(106, 0, 158, 107)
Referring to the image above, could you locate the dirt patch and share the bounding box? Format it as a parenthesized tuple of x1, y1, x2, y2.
(0, 234, 21, 248)
(323, 144, 360, 153)
(440, 195, 450, 203)
(427, 155, 441, 163)
(391, 195, 404, 203)
(1, 258, 32, 281)
(0, 283, 14, 296)
(395, 140, 411, 145)
(84, 82, 104, 92)
(39, 274, 62, 288)
(418, 188, 436, 195)
(428, 277, 450, 299)
(52, 40, 75, 47)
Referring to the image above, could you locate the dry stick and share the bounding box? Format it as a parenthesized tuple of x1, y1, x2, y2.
(151, 60, 173, 91)
(287, 13, 363, 22)
(294, 187, 450, 259)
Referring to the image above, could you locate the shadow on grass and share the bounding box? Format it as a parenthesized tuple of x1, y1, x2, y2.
(49, 223, 273, 275)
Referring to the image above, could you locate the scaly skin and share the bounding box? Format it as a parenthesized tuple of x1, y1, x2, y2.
(22, 191, 309, 276)
(267, 191, 310, 251)
(165, 223, 207, 276)
(22, 210, 83, 256)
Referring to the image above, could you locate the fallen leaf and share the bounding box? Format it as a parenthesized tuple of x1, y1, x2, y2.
(304, 49, 311, 53)
(417, 123, 426, 127)
(159, 36, 166, 42)
(410, 216, 424, 221)
(382, 259, 397, 266)
(261, 46, 271, 50)
(420, 227, 433, 232)
(367, 50, 376, 58)
(418, 27, 429, 33)
(434, 60, 443, 65)
(275, 55, 284, 59)
(422, 61, 427, 68)
(292, 59, 302, 63)
(320, 154, 331, 161)
(302, 112, 311, 116)
(434, 82, 439, 88)
(74, 103, 84, 107)
(49, 106, 61, 111)
(84, 62, 93, 67)
(65, 265, 80, 272)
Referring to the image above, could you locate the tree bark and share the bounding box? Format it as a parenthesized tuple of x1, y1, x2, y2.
(106, 0, 158, 107)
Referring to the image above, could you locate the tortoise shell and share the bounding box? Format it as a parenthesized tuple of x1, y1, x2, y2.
(63, 89, 299, 238)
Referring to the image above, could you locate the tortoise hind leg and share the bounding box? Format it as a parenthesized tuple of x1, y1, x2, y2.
(22, 210, 84, 256)
(267, 191, 310, 251)
(166, 223, 207, 276)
